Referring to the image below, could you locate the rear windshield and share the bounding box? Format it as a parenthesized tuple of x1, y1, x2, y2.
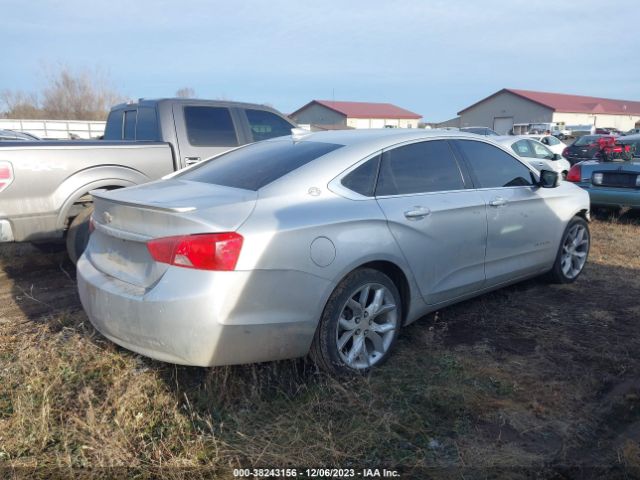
(176, 140, 344, 191)
(574, 135, 600, 146)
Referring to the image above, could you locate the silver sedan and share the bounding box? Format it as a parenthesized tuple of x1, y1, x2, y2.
(77, 129, 591, 374)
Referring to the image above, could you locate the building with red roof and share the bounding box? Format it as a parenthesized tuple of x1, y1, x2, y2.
(456, 88, 640, 134)
(290, 100, 422, 130)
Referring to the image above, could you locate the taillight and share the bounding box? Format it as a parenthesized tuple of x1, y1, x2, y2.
(566, 164, 582, 182)
(562, 147, 569, 157)
(147, 232, 243, 271)
(0, 161, 14, 193)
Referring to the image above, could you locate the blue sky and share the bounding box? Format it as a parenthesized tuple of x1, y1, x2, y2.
(2, 0, 639, 122)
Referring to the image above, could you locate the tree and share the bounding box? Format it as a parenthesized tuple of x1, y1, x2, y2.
(41, 66, 123, 120)
(1, 65, 124, 120)
(0, 90, 40, 119)
(175, 87, 196, 98)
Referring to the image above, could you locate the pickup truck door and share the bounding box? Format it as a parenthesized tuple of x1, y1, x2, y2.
(172, 103, 248, 169)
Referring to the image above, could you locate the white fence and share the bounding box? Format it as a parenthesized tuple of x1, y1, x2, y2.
(0, 119, 106, 140)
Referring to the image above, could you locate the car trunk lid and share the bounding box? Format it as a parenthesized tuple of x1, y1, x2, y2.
(86, 179, 257, 288)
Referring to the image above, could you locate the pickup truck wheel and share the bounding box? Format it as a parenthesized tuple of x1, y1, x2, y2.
(546, 216, 590, 284)
(66, 205, 94, 265)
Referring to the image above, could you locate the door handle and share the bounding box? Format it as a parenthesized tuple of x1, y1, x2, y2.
(185, 157, 201, 166)
(489, 197, 508, 207)
(404, 207, 431, 219)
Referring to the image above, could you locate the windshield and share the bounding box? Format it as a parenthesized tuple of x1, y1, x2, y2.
(176, 140, 344, 191)
(574, 135, 601, 146)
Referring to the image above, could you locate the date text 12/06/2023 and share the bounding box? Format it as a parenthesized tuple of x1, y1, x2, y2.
(232, 468, 401, 478)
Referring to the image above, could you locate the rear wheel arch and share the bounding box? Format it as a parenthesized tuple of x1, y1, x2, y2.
(356, 260, 410, 325)
(57, 181, 134, 231)
(576, 208, 590, 222)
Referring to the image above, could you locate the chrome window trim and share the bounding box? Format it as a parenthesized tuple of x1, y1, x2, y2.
(328, 136, 540, 201)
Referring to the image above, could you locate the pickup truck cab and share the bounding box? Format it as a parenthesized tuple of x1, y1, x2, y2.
(0, 98, 296, 261)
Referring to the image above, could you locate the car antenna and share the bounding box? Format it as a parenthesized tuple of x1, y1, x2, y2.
(291, 127, 312, 142)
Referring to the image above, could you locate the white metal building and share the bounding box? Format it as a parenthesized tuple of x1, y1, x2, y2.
(457, 89, 640, 135)
(290, 100, 421, 130)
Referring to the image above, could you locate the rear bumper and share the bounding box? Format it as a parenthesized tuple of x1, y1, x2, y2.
(0, 214, 61, 243)
(0, 220, 14, 242)
(580, 184, 640, 208)
(77, 255, 332, 366)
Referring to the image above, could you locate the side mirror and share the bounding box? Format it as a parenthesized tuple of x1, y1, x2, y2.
(552, 153, 562, 160)
(539, 169, 560, 188)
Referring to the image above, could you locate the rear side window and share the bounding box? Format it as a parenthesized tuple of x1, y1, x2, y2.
(376, 140, 465, 196)
(123, 110, 136, 140)
(341, 154, 381, 197)
(512, 140, 533, 157)
(245, 109, 293, 142)
(136, 107, 158, 140)
(177, 140, 343, 191)
(103, 110, 124, 140)
(184, 106, 238, 147)
(455, 140, 534, 188)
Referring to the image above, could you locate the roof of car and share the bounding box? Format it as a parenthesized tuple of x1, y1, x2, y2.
(110, 98, 282, 111)
(282, 128, 483, 148)
(620, 133, 640, 141)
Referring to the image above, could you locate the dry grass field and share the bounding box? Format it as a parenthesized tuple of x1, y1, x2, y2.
(1, 213, 639, 479)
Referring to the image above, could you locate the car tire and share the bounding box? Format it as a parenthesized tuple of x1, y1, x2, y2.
(66, 204, 94, 265)
(546, 216, 590, 284)
(310, 268, 402, 375)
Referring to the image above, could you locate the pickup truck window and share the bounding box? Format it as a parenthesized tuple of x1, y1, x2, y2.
(177, 140, 343, 191)
(184, 106, 238, 147)
(136, 107, 158, 140)
(124, 110, 136, 140)
(246, 109, 294, 142)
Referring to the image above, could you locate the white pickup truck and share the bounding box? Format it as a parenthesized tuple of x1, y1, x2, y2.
(0, 98, 296, 261)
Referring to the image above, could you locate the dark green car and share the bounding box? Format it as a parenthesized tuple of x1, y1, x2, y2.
(566, 134, 640, 209)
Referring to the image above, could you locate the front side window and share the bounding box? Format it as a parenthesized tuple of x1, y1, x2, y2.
(454, 140, 534, 188)
(184, 106, 238, 147)
(530, 141, 554, 159)
(177, 140, 343, 191)
(245, 109, 293, 142)
(376, 140, 465, 196)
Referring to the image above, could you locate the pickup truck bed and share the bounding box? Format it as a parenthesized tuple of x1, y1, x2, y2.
(0, 140, 173, 242)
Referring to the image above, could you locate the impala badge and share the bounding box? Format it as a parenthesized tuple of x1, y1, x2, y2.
(103, 211, 113, 224)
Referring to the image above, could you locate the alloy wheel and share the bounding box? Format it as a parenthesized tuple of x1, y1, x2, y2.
(336, 283, 398, 370)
